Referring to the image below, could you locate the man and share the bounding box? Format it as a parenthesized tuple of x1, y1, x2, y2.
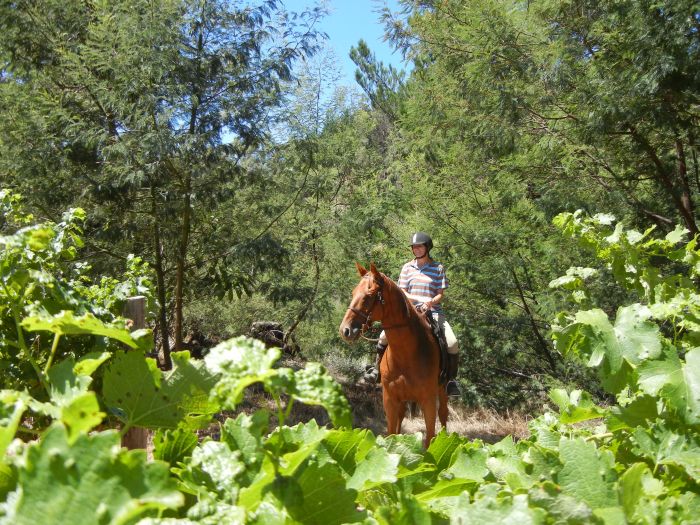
(370, 232, 461, 397)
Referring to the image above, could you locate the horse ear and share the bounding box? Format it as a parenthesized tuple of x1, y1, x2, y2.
(369, 263, 379, 275)
(356, 262, 368, 276)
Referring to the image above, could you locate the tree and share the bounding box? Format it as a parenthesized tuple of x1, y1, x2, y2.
(0, 0, 325, 366)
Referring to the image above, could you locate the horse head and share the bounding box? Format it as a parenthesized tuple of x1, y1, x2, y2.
(339, 263, 385, 342)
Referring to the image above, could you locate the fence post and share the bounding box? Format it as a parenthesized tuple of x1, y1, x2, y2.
(121, 296, 149, 451)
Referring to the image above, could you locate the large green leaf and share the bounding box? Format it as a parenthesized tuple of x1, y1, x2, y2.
(239, 421, 329, 512)
(103, 350, 219, 430)
(347, 446, 400, 490)
(205, 337, 281, 409)
(288, 363, 352, 429)
(630, 424, 700, 481)
(638, 347, 700, 425)
(553, 309, 629, 393)
(220, 411, 269, 484)
(425, 430, 462, 472)
(528, 482, 595, 524)
(605, 394, 658, 431)
(613, 305, 662, 364)
(449, 490, 545, 524)
(2, 425, 182, 524)
(152, 428, 198, 466)
(322, 428, 376, 476)
(47, 353, 110, 439)
(252, 457, 364, 525)
(557, 438, 619, 511)
(21, 311, 149, 350)
(444, 446, 490, 482)
(549, 388, 607, 424)
(207, 337, 352, 429)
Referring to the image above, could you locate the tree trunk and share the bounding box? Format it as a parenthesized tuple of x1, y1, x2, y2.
(675, 138, 696, 232)
(510, 267, 558, 373)
(150, 184, 171, 369)
(122, 296, 149, 450)
(629, 126, 698, 235)
(173, 17, 204, 354)
(173, 178, 191, 355)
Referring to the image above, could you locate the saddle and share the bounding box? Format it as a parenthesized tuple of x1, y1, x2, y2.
(424, 311, 449, 385)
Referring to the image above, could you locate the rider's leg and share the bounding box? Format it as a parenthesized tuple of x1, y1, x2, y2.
(439, 317, 461, 397)
(367, 331, 387, 383)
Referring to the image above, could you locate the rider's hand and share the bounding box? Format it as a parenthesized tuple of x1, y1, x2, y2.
(422, 301, 433, 312)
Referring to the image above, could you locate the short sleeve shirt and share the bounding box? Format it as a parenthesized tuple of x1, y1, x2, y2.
(398, 259, 449, 311)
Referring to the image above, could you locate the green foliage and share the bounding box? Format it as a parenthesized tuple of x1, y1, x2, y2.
(206, 337, 352, 429)
(1, 425, 183, 525)
(1, 199, 700, 523)
(0, 191, 153, 395)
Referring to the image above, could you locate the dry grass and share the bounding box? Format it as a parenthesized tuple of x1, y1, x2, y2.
(400, 405, 531, 443)
(194, 353, 532, 444)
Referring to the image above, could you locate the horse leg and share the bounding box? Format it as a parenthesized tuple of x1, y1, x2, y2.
(396, 401, 407, 434)
(438, 388, 448, 429)
(383, 390, 403, 435)
(420, 396, 438, 447)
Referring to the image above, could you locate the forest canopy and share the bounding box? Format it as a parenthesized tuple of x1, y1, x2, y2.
(1, 0, 698, 408)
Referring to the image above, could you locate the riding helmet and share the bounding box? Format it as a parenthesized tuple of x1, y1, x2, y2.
(409, 232, 433, 251)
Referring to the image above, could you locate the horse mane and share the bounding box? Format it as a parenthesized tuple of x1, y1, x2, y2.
(377, 271, 435, 360)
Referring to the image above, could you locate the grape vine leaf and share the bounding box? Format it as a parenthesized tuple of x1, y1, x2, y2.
(444, 446, 490, 482)
(2, 425, 182, 524)
(425, 430, 462, 472)
(221, 411, 269, 483)
(347, 446, 400, 490)
(449, 491, 545, 524)
(207, 338, 352, 429)
(47, 353, 110, 439)
(288, 363, 353, 429)
(322, 428, 377, 475)
(273, 458, 365, 525)
(103, 350, 219, 430)
(21, 310, 150, 350)
(205, 337, 281, 408)
(549, 388, 607, 423)
(152, 428, 198, 466)
(637, 347, 700, 425)
(557, 438, 619, 511)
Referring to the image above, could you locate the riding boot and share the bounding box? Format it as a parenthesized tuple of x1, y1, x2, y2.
(366, 343, 386, 383)
(446, 353, 461, 397)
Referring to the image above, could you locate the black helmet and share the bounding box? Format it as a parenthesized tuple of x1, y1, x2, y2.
(409, 232, 433, 251)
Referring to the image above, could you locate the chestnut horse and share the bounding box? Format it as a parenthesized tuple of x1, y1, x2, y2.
(339, 263, 448, 446)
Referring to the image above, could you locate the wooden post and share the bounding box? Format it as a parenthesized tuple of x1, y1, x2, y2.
(121, 296, 149, 451)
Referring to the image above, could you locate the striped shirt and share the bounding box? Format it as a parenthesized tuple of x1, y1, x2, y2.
(398, 259, 449, 312)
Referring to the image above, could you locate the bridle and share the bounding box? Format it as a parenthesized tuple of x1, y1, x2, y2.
(346, 285, 385, 335)
(346, 276, 408, 341)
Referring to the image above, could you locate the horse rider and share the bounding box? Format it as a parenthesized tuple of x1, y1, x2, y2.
(369, 232, 461, 397)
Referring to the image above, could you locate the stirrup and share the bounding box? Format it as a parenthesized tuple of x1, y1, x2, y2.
(446, 380, 461, 397)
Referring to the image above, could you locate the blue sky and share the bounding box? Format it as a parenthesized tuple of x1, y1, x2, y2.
(283, 0, 407, 87)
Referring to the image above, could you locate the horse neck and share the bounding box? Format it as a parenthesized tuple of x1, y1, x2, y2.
(380, 277, 427, 343)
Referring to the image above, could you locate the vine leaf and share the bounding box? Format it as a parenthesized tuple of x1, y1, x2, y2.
(207, 337, 352, 428)
(21, 310, 150, 350)
(103, 351, 219, 430)
(549, 389, 607, 424)
(3, 425, 182, 523)
(152, 428, 198, 466)
(637, 347, 700, 425)
(557, 438, 619, 511)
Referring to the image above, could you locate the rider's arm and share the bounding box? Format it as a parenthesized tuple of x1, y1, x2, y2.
(425, 291, 444, 310)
